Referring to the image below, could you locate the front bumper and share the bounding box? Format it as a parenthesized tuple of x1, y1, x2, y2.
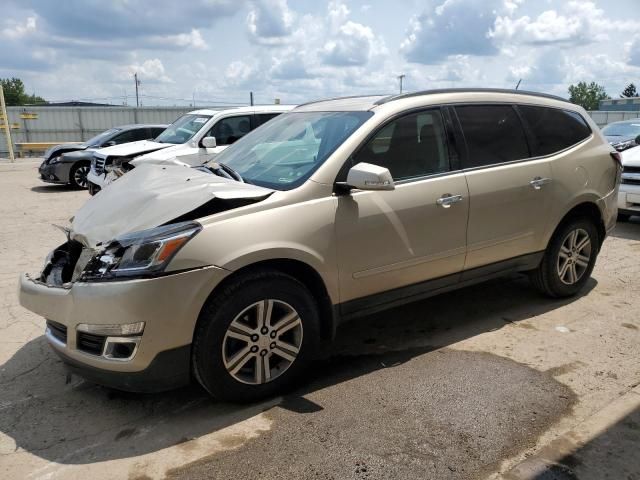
(19, 265, 230, 390)
(39, 161, 72, 184)
(618, 183, 640, 215)
(87, 169, 106, 188)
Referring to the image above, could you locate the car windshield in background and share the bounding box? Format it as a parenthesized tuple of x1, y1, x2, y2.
(86, 128, 119, 146)
(210, 111, 373, 190)
(155, 114, 212, 144)
(602, 122, 640, 137)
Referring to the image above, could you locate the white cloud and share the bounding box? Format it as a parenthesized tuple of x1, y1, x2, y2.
(323, 21, 377, 66)
(247, 0, 294, 44)
(627, 36, 640, 67)
(490, 1, 640, 47)
(401, 0, 506, 64)
(2, 16, 37, 39)
(125, 59, 173, 83)
(165, 29, 208, 49)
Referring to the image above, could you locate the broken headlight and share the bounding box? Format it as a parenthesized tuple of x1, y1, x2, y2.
(80, 221, 201, 281)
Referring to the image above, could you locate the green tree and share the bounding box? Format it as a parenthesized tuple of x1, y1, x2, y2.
(568, 81, 609, 110)
(0, 77, 46, 105)
(621, 83, 638, 98)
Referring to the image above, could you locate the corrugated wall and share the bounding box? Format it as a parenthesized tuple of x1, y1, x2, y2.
(2, 106, 639, 155)
(0, 105, 233, 155)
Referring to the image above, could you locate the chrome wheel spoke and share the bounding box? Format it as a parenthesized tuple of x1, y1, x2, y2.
(222, 299, 303, 385)
(557, 228, 592, 286)
(227, 346, 254, 374)
(575, 254, 589, 268)
(257, 300, 274, 328)
(272, 346, 296, 363)
(256, 354, 271, 384)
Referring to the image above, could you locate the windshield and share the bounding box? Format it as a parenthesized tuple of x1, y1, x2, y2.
(155, 114, 212, 144)
(86, 128, 119, 146)
(602, 121, 640, 137)
(209, 111, 373, 190)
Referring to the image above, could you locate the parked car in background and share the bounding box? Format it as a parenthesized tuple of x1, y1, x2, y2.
(618, 145, 640, 221)
(19, 89, 619, 402)
(87, 105, 293, 194)
(602, 118, 640, 152)
(39, 124, 167, 189)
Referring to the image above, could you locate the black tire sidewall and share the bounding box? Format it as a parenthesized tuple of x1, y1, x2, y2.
(543, 218, 598, 297)
(193, 272, 320, 402)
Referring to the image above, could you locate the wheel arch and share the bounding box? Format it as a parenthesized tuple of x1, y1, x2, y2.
(196, 258, 338, 343)
(551, 201, 606, 250)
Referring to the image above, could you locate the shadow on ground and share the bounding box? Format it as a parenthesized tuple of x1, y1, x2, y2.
(30, 185, 80, 193)
(610, 217, 640, 241)
(0, 274, 593, 473)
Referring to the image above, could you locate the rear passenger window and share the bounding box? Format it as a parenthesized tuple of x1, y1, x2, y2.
(456, 105, 529, 168)
(518, 106, 592, 156)
(255, 113, 281, 126)
(352, 110, 450, 180)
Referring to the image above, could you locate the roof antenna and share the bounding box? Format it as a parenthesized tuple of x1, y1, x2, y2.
(515, 79, 522, 90)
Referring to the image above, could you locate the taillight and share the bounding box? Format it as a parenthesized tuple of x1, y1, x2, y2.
(610, 151, 623, 167)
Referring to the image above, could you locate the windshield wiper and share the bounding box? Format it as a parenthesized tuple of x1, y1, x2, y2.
(210, 161, 244, 183)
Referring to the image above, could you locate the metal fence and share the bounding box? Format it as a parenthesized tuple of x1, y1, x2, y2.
(0, 105, 238, 155)
(2, 106, 640, 155)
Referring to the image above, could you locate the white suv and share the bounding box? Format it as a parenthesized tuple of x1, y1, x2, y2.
(618, 146, 640, 221)
(87, 105, 293, 194)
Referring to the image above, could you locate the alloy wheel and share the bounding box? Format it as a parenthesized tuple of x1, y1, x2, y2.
(222, 299, 303, 385)
(73, 165, 90, 188)
(557, 228, 592, 285)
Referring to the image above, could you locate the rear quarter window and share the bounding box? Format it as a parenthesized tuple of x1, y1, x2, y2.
(518, 106, 592, 156)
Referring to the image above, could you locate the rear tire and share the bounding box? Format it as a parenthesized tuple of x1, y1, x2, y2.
(69, 162, 90, 189)
(192, 269, 320, 402)
(617, 213, 631, 222)
(530, 217, 599, 298)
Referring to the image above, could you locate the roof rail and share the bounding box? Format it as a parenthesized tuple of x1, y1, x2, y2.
(297, 94, 388, 108)
(374, 88, 570, 106)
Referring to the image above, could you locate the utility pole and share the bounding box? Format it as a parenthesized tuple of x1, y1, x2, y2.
(398, 74, 406, 94)
(134, 73, 141, 107)
(192, 91, 196, 108)
(250, 91, 254, 106)
(0, 85, 15, 163)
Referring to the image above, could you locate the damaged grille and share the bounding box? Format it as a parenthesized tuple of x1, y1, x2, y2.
(46, 320, 67, 344)
(40, 240, 90, 286)
(93, 156, 106, 175)
(77, 332, 106, 356)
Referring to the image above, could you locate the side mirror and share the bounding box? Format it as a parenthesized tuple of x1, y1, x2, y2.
(201, 136, 217, 149)
(635, 134, 640, 145)
(342, 162, 395, 192)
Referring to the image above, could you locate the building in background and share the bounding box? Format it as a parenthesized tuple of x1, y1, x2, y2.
(600, 98, 640, 112)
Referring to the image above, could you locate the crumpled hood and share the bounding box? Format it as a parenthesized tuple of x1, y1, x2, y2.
(130, 144, 228, 167)
(71, 164, 274, 247)
(94, 140, 173, 158)
(44, 143, 87, 160)
(621, 145, 640, 167)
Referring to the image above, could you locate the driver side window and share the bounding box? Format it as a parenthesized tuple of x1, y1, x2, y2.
(208, 115, 252, 146)
(352, 109, 450, 181)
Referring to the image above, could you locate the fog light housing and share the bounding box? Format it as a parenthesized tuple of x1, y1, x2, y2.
(103, 336, 141, 361)
(77, 321, 145, 336)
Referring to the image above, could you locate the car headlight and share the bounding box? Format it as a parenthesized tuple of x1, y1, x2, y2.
(80, 221, 202, 281)
(49, 155, 62, 164)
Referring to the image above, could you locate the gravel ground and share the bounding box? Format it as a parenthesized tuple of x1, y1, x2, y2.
(0, 159, 638, 479)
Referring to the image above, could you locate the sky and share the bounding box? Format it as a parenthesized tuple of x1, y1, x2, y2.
(1, 0, 639, 106)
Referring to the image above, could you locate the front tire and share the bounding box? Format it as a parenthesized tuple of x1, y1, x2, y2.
(193, 270, 320, 402)
(530, 217, 599, 298)
(69, 162, 90, 189)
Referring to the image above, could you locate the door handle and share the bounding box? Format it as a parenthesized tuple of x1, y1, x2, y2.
(436, 194, 463, 208)
(529, 177, 551, 190)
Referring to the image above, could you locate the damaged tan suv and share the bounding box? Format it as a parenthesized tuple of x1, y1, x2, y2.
(19, 90, 620, 401)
